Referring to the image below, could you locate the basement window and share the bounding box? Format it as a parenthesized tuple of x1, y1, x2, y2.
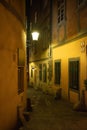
(69, 59, 79, 90)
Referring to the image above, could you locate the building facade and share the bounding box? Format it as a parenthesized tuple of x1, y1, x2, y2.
(0, 0, 27, 129)
(28, 0, 87, 106)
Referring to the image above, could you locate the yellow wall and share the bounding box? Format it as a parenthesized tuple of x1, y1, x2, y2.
(51, 0, 87, 104)
(53, 36, 87, 103)
(0, 1, 26, 130)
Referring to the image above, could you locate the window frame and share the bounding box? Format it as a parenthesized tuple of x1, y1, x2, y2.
(43, 63, 47, 82)
(31, 68, 33, 78)
(77, 0, 86, 9)
(54, 60, 61, 85)
(39, 64, 42, 81)
(69, 58, 80, 91)
(57, 0, 65, 25)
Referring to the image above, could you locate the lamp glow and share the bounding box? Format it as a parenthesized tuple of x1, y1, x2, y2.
(31, 31, 39, 41)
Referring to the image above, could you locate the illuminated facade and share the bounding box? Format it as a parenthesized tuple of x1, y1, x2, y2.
(28, 0, 87, 106)
(0, 0, 27, 129)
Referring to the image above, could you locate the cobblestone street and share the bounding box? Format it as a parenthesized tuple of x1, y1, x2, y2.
(26, 87, 87, 130)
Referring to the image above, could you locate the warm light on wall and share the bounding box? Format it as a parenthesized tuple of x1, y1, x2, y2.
(31, 31, 39, 41)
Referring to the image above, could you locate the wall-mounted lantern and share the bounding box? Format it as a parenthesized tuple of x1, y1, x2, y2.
(31, 31, 39, 41)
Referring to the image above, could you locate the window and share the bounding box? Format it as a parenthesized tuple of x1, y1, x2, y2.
(39, 64, 42, 81)
(43, 64, 47, 82)
(31, 68, 33, 78)
(57, 0, 65, 24)
(55, 61, 61, 84)
(43, 0, 48, 8)
(78, 0, 86, 8)
(78, 0, 85, 6)
(78, 0, 83, 5)
(69, 59, 79, 90)
(48, 60, 53, 81)
(18, 67, 24, 94)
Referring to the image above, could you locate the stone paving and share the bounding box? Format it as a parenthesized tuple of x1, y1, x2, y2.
(25, 87, 87, 130)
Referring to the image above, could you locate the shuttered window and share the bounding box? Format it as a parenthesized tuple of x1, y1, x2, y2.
(55, 61, 61, 84)
(69, 59, 79, 90)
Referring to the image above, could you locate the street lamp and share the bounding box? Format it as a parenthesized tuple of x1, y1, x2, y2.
(31, 31, 39, 41)
(30, 29, 39, 54)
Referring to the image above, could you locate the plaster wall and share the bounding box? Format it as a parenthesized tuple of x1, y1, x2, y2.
(0, 2, 26, 130)
(53, 36, 87, 103)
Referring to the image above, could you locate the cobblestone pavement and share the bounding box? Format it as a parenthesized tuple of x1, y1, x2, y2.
(26, 87, 87, 130)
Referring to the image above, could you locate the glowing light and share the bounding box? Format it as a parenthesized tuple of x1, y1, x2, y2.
(31, 31, 39, 41)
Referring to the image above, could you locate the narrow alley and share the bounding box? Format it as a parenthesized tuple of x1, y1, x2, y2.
(21, 87, 87, 130)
